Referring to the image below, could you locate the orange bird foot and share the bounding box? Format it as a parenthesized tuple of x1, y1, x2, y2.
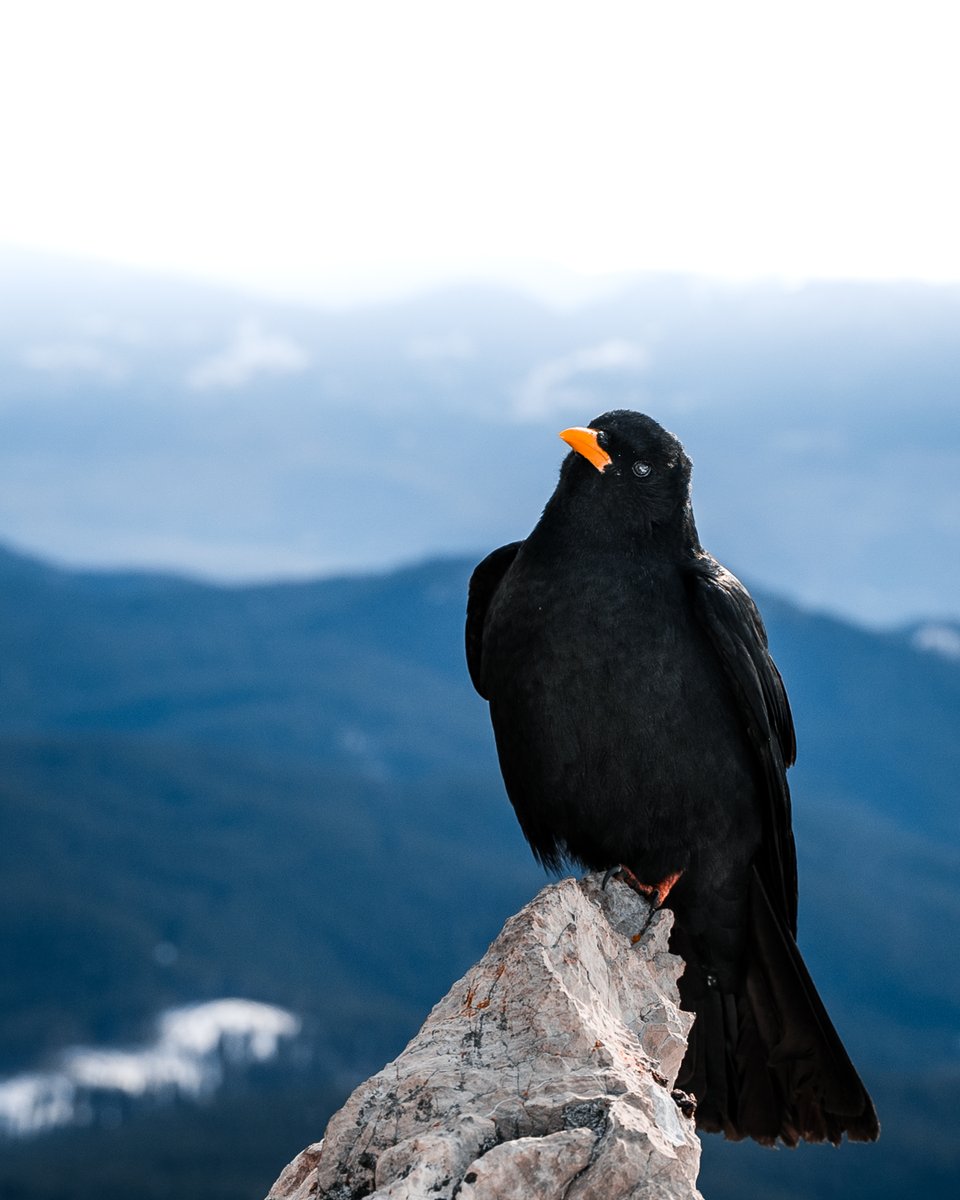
(603, 864, 683, 908)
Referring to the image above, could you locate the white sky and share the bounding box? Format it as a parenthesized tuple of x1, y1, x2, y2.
(1, 0, 959, 303)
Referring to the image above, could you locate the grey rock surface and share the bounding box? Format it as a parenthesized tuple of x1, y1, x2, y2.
(267, 873, 702, 1200)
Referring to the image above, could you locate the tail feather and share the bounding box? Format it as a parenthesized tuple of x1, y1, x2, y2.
(675, 869, 879, 1146)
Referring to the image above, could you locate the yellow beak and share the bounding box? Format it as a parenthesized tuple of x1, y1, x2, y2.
(559, 426, 612, 473)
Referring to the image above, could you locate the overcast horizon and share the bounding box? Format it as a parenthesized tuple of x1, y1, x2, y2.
(3, 253, 958, 630)
(3, 2, 959, 629)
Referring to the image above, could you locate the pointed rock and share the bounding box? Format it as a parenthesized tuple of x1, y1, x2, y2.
(267, 873, 702, 1199)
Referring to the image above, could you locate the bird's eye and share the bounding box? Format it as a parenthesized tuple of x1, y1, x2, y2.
(595, 430, 609, 449)
(632, 461, 652, 478)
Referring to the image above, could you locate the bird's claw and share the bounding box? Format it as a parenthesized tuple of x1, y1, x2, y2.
(671, 1089, 697, 1119)
(602, 864, 683, 908)
(601, 865, 624, 891)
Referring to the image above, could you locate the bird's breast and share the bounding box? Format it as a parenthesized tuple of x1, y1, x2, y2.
(482, 552, 758, 874)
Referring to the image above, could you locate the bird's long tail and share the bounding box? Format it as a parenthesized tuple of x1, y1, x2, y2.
(674, 870, 879, 1146)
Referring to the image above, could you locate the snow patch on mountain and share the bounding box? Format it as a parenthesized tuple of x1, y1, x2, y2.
(0, 999, 301, 1138)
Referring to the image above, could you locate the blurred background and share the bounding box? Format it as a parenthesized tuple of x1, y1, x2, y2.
(1, 2, 958, 1197)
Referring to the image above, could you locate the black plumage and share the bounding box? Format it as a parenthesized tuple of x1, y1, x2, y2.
(466, 409, 878, 1146)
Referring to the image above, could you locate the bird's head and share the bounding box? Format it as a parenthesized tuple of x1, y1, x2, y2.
(557, 409, 696, 542)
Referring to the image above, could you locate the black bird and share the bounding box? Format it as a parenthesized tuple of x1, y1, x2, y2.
(466, 409, 879, 1146)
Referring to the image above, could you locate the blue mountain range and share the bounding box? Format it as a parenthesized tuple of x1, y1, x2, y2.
(0, 543, 957, 1198)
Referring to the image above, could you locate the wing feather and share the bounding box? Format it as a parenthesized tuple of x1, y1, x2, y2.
(684, 555, 798, 934)
(465, 542, 521, 699)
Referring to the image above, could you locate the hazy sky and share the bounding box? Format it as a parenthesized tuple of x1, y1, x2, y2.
(2, 1, 958, 303)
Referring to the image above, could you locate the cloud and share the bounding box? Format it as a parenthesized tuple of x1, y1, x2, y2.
(21, 342, 125, 380)
(911, 623, 960, 661)
(186, 319, 309, 390)
(514, 339, 649, 420)
(405, 332, 476, 363)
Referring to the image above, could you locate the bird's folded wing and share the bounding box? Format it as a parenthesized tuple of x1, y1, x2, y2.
(465, 541, 522, 699)
(683, 554, 799, 935)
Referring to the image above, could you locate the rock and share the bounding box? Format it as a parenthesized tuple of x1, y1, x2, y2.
(266, 873, 702, 1200)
